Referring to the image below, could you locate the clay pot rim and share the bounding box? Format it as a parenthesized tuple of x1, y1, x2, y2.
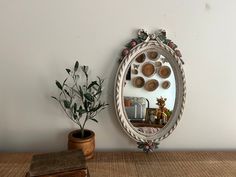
(68, 129, 95, 143)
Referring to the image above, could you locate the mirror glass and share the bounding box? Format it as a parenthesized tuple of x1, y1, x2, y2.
(123, 48, 176, 135)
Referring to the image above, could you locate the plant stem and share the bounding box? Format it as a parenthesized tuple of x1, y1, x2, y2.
(86, 77, 88, 88)
(81, 129, 84, 138)
(81, 113, 89, 138)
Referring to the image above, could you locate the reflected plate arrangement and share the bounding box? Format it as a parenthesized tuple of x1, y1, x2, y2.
(130, 50, 172, 91)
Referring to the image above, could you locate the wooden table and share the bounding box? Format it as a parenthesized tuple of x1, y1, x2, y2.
(1, 152, 236, 177)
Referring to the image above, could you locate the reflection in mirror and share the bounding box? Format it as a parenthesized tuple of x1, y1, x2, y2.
(115, 29, 186, 152)
(123, 49, 176, 134)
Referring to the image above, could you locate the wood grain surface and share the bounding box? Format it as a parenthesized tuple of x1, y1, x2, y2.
(1, 152, 236, 177)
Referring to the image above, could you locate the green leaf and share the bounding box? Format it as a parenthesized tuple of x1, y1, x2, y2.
(92, 85, 99, 91)
(158, 34, 166, 42)
(71, 88, 80, 96)
(79, 86, 84, 99)
(97, 76, 104, 85)
(81, 66, 88, 77)
(84, 93, 94, 102)
(138, 143, 145, 149)
(73, 114, 78, 119)
(88, 81, 99, 90)
(78, 106, 86, 116)
(84, 100, 89, 111)
(64, 89, 70, 97)
(63, 100, 71, 109)
(51, 96, 58, 101)
(125, 42, 131, 48)
(90, 103, 102, 112)
(63, 78, 68, 86)
(94, 90, 102, 96)
(90, 102, 108, 113)
(74, 61, 79, 72)
(139, 32, 148, 41)
(90, 118, 98, 123)
(73, 103, 77, 113)
(55, 80, 63, 90)
(66, 68, 71, 74)
(165, 39, 171, 44)
(135, 37, 142, 44)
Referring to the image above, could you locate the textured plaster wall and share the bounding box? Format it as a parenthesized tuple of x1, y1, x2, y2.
(0, 0, 236, 152)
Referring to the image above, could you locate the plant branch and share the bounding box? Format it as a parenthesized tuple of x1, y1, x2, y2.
(58, 99, 82, 129)
(52, 61, 108, 138)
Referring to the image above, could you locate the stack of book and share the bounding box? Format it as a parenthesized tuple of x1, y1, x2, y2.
(26, 149, 89, 177)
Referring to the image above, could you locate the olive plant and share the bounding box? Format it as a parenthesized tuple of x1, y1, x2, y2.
(52, 61, 108, 138)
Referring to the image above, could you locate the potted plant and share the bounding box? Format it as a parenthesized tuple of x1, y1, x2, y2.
(52, 61, 108, 159)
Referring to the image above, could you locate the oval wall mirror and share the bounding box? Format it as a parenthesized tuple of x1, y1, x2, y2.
(114, 29, 186, 152)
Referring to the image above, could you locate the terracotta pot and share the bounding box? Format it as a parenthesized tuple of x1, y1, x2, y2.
(68, 129, 95, 160)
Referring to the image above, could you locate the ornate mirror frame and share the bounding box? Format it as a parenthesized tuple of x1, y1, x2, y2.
(114, 29, 186, 152)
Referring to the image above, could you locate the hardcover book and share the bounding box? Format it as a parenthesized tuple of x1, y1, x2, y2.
(26, 150, 89, 177)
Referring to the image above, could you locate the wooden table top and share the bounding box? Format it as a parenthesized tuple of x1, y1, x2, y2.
(0, 151, 236, 177)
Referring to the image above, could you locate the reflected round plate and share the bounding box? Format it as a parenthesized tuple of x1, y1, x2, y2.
(158, 66, 171, 78)
(132, 76, 145, 88)
(144, 79, 159, 91)
(147, 51, 159, 61)
(162, 80, 171, 89)
(142, 62, 155, 77)
(135, 53, 146, 63)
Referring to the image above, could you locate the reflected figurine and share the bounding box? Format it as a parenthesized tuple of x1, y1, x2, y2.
(156, 97, 171, 125)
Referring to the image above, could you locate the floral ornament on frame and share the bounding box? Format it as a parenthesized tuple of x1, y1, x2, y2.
(137, 141, 160, 153)
(120, 29, 184, 65)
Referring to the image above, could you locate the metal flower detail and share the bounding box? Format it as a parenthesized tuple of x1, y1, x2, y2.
(137, 141, 160, 153)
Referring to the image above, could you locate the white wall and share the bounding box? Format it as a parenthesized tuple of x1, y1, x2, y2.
(0, 0, 236, 152)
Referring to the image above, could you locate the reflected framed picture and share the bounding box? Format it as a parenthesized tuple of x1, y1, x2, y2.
(145, 108, 156, 122)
